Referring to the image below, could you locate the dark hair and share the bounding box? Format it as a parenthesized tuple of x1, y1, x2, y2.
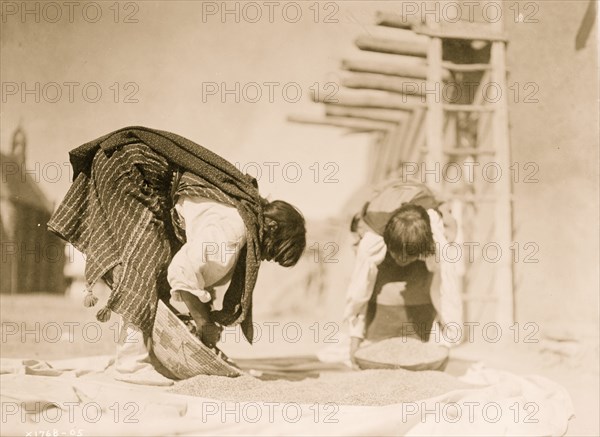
(261, 200, 306, 267)
(383, 204, 435, 260)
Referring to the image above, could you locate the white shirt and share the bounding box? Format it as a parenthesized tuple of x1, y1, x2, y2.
(344, 209, 463, 347)
(167, 196, 246, 306)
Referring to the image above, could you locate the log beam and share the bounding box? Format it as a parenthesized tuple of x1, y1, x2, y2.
(355, 35, 428, 57)
(287, 114, 396, 132)
(325, 104, 408, 123)
(310, 88, 425, 111)
(341, 72, 426, 96)
(375, 11, 421, 29)
(342, 58, 451, 81)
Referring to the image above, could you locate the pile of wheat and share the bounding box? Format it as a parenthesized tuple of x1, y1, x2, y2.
(170, 368, 468, 406)
(355, 337, 448, 367)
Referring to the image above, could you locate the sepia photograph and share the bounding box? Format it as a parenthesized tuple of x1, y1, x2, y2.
(1, 0, 598, 435)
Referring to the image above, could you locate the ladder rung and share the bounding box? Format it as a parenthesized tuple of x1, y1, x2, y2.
(325, 104, 409, 123)
(342, 58, 452, 81)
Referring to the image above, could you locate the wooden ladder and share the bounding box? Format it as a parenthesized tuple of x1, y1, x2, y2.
(418, 2, 514, 327)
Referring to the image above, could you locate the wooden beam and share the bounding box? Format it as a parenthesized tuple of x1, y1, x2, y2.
(425, 33, 444, 187)
(465, 69, 492, 124)
(411, 109, 428, 164)
(473, 70, 491, 107)
(341, 72, 426, 96)
(310, 88, 425, 111)
(375, 11, 421, 29)
(414, 23, 508, 42)
(490, 13, 514, 327)
(443, 112, 458, 166)
(355, 35, 428, 57)
(287, 114, 396, 132)
(325, 104, 408, 123)
(343, 58, 451, 81)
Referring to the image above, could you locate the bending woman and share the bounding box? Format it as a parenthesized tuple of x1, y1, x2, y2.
(344, 179, 462, 366)
(49, 126, 306, 385)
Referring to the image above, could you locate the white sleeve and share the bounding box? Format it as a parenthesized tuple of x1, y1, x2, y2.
(426, 209, 463, 347)
(344, 231, 387, 339)
(168, 200, 244, 304)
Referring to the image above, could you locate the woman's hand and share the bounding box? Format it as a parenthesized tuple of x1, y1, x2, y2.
(195, 321, 223, 349)
(179, 290, 222, 348)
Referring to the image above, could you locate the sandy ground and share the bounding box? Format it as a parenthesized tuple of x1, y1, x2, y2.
(1, 294, 598, 436)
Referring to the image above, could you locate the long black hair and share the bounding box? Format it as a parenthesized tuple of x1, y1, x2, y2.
(261, 200, 306, 267)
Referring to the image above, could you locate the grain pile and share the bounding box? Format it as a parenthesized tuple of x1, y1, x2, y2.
(355, 337, 448, 367)
(170, 369, 469, 406)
